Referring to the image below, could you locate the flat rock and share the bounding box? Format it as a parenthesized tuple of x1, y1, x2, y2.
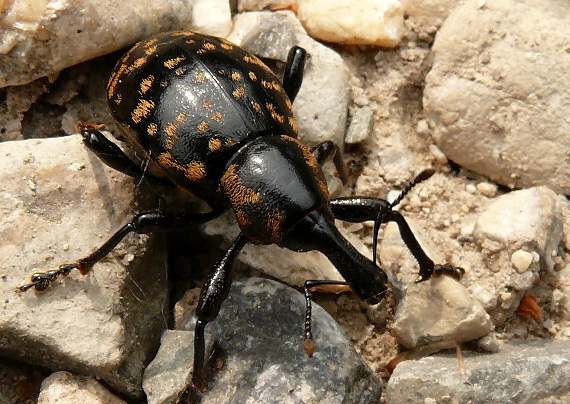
(380, 220, 493, 349)
(345, 106, 374, 145)
(386, 339, 570, 403)
(38, 371, 126, 404)
(297, 0, 405, 47)
(0, 135, 167, 397)
(143, 278, 383, 404)
(227, 10, 350, 147)
(424, 0, 570, 194)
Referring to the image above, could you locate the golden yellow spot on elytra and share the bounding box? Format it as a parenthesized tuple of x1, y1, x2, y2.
(209, 138, 222, 151)
(164, 56, 186, 69)
(198, 121, 209, 132)
(266, 102, 284, 123)
(231, 72, 242, 81)
(171, 31, 195, 37)
(203, 100, 214, 110)
(233, 86, 246, 98)
(252, 102, 262, 113)
(147, 123, 158, 136)
(114, 93, 122, 105)
(243, 55, 267, 68)
(176, 112, 187, 123)
(144, 38, 159, 48)
(248, 71, 257, 81)
(157, 152, 206, 182)
(186, 161, 207, 181)
(164, 122, 178, 149)
(203, 42, 216, 51)
(175, 68, 186, 76)
(212, 112, 223, 122)
(225, 138, 234, 146)
(221, 43, 233, 51)
(261, 80, 281, 91)
(131, 99, 155, 124)
(186, 39, 195, 45)
(139, 75, 155, 95)
(144, 45, 157, 56)
(289, 116, 298, 133)
(195, 72, 206, 83)
(218, 69, 225, 75)
(127, 57, 147, 73)
(285, 97, 293, 110)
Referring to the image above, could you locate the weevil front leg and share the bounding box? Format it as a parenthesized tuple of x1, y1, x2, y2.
(79, 123, 173, 187)
(18, 209, 224, 292)
(190, 233, 247, 390)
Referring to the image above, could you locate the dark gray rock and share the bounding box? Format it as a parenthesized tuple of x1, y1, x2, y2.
(387, 339, 570, 403)
(143, 278, 382, 404)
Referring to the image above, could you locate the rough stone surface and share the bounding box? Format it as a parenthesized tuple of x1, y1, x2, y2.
(386, 339, 570, 403)
(0, 0, 194, 88)
(143, 278, 382, 404)
(297, 0, 405, 47)
(345, 106, 374, 145)
(38, 371, 126, 404)
(424, 0, 570, 194)
(380, 220, 493, 349)
(227, 11, 350, 147)
(0, 135, 168, 397)
(191, 0, 233, 38)
(401, 0, 461, 27)
(469, 187, 564, 324)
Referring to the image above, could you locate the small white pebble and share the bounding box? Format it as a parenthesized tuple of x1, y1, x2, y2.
(466, 184, 477, 193)
(477, 182, 497, 197)
(461, 204, 470, 213)
(511, 250, 533, 273)
(429, 144, 448, 164)
(63, 244, 69, 251)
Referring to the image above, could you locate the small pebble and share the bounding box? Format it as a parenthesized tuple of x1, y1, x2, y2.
(477, 182, 497, 197)
(511, 250, 533, 273)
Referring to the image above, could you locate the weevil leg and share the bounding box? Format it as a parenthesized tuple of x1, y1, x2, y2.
(191, 234, 247, 390)
(311, 141, 349, 184)
(283, 46, 307, 102)
(18, 209, 225, 292)
(302, 279, 354, 357)
(79, 123, 174, 187)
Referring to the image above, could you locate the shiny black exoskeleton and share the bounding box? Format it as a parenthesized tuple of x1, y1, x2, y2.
(19, 31, 463, 391)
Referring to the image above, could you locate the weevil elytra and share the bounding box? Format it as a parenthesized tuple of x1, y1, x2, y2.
(19, 31, 463, 389)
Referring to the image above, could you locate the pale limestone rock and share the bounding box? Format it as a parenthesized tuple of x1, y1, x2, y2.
(191, 0, 232, 38)
(401, 0, 461, 27)
(380, 220, 493, 349)
(297, 0, 404, 47)
(424, 0, 570, 194)
(0, 135, 167, 396)
(38, 372, 126, 404)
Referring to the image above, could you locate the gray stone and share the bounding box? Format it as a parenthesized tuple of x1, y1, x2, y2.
(0, 135, 167, 397)
(424, 0, 570, 194)
(380, 220, 493, 349)
(38, 371, 126, 404)
(227, 11, 350, 147)
(386, 339, 570, 403)
(345, 106, 374, 145)
(144, 278, 383, 404)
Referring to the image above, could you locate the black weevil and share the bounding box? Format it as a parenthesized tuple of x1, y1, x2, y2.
(19, 31, 463, 390)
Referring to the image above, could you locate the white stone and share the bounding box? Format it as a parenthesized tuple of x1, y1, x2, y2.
(38, 371, 126, 404)
(477, 182, 497, 197)
(297, 0, 404, 47)
(345, 106, 374, 144)
(424, 0, 570, 194)
(191, 0, 232, 38)
(511, 249, 533, 273)
(0, 135, 167, 396)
